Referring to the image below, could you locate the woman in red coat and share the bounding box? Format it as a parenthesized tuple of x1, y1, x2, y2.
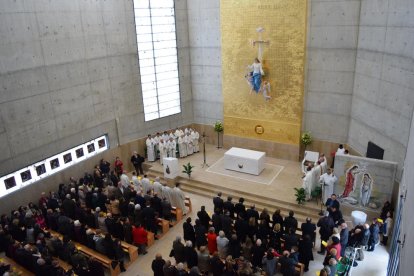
(207, 227, 218, 254)
(326, 236, 341, 260)
(132, 223, 148, 255)
(114, 157, 124, 177)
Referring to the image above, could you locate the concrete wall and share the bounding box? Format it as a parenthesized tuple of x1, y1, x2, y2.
(187, 0, 222, 125)
(0, 0, 193, 177)
(303, 0, 361, 143)
(348, 0, 414, 179)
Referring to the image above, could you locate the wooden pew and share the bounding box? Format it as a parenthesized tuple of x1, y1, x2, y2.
(88, 227, 138, 264)
(276, 261, 305, 276)
(147, 231, 155, 247)
(157, 218, 170, 237)
(185, 196, 192, 213)
(0, 256, 35, 276)
(170, 207, 183, 226)
(56, 259, 72, 272)
(47, 230, 120, 276)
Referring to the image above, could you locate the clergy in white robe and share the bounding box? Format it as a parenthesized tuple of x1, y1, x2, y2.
(146, 135, 156, 162)
(184, 128, 189, 135)
(131, 173, 141, 192)
(312, 162, 323, 192)
(159, 139, 168, 165)
(162, 131, 169, 143)
(319, 169, 338, 203)
(191, 130, 200, 153)
(153, 177, 163, 196)
(319, 154, 328, 174)
(185, 133, 193, 155)
(171, 183, 187, 215)
(302, 167, 313, 200)
(167, 137, 176, 157)
(178, 135, 187, 157)
(141, 175, 151, 196)
(120, 173, 130, 189)
(154, 133, 161, 159)
(161, 183, 173, 205)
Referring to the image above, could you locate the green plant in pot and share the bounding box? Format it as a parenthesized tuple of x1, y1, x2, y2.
(301, 131, 312, 150)
(214, 121, 224, 148)
(294, 187, 306, 204)
(182, 162, 194, 178)
(311, 186, 322, 203)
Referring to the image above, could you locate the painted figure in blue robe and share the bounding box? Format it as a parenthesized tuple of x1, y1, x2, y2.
(247, 58, 264, 93)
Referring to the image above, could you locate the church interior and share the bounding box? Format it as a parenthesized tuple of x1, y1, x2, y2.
(0, 0, 413, 275)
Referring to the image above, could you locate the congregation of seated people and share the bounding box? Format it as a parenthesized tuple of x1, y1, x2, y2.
(0, 156, 186, 276)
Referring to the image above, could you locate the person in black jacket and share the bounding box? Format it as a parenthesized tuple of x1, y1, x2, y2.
(102, 233, 115, 259)
(183, 217, 196, 245)
(367, 219, 379, 251)
(131, 152, 145, 175)
(301, 217, 316, 244)
(228, 234, 241, 259)
(184, 241, 198, 269)
(197, 206, 211, 230)
(194, 219, 207, 249)
(213, 193, 224, 214)
(223, 196, 235, 218)
(251, 239, 266, 268)
(142, 202, 156, 233)
(279, 250, 298, 276)
(298, 235, 314, 272)
(234, 213, 249, 243)
(284, 211, 298, 234)
(113, 238, 126, 272)
(234, 198, 246, 218)
(272, 209, 284, 231)
(209, 252, 225, 276)
(317, 211, 335, 254)
(152, 253, 166, 276)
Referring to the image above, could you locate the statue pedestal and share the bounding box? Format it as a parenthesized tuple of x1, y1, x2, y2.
(163, 157, 179, 179)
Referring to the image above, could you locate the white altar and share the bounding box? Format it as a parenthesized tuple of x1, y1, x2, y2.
(224, 147, 265, 175)
(163, 157, 179, 179)
(302, 150, 319, 173)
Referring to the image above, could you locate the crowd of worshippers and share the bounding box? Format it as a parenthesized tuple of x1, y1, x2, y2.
(150, 193, 394, 276)
(146, 128, 200, 165)
(0, 160, 189, 276)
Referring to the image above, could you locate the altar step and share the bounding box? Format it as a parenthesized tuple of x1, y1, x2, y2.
(146, 168, 323, 224)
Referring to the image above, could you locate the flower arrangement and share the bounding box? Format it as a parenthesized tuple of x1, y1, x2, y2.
(214, 121, 224, 133)
(301, 131, 312, 147)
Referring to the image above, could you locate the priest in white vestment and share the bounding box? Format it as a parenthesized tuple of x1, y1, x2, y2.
(120, 172, 130, 189)
(161, 183, 173, 205)
(185, 133, 193, 155)
(171, 183, 187, 215)
(153, 177, 163, 196)
(162, 131, 169, 143)
(146, 135, 156, 162)
(319, 154, 328, 174)
(302, 167, 313, 200)
(141, 175, 151, 196)
(320, 168, 338, 203)
(312, 161, 323, 192)
(191, 130, 200, 153)
(178, 135, 187, 157)
(131, 172, 141, 192)
(167, 137, 176, 157)
(154, 133, 161, 159)
(159, 139, 168, 165)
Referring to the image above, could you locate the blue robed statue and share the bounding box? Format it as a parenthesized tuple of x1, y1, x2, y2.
(246, 58, 264, 93)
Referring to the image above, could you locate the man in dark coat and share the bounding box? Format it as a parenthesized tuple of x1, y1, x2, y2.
(339, 220, 349, 256)
(234, 198, 246, 218)
(183, 217, 196, 245)
(367, 219, 380, 251)
(213, 192, 224, 213)
(152, 253, 166, 276)
(197, 206, 211, 230)
(301, 217, 316, 244)
(279, 250, 298, 276)
(61, 194, 76, 219)
(284, 211, 298, 233)
(223, 196, 235, 218)
(142, 202, 157, 233)
(161, 198, 172, 221)
(245, 205, 259, 223)
(131, 151, 145, 175)
(317, 211, 335, 254)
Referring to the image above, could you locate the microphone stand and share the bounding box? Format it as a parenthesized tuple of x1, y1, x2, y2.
(319, 181, 325, 216)
(201, 132, 209, 168)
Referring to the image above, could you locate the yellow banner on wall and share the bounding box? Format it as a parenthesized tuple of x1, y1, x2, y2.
(221, 0, 307, 145)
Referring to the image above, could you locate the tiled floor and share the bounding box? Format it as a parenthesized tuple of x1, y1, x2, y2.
(125, 191, 389, 276)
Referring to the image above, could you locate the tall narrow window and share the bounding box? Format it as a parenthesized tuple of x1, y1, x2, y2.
(133, 0, 181, 121)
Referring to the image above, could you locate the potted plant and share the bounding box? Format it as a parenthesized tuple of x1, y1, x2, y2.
(294, 187, 306, 204)
(214, 121, 224, 148)
(182, 162, 194, 178)
(301, 131, 312, 150)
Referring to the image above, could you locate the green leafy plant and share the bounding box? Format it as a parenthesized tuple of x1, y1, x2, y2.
(301, 131, 312, 147)
(294, 187, 306, 205)
(214, 121, 224, 133)
(182, 162, 194, 178)
(311, 186, 322, 202)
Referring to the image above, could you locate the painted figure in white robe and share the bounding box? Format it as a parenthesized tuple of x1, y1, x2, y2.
(191, 130, 200, 153)
(146, 135, 156, 162)
(302, 167, 313, 200)
(159, 139, 168, 165)
(161, 183, 173, 205)
(178, 135, 187, 158)
(141, 175, 151, 196)
(262, 81, 271, 101)
(167, 137, 176, 158)
(319, 168, 338, 203)
(171, 183, 187, 215)
(185, 133, 193, 155)
(153, 177, 163, 196)
(360, 173, 373, 207)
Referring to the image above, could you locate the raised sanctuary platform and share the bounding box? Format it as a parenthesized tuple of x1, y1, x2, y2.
(224, 147, 265, 175)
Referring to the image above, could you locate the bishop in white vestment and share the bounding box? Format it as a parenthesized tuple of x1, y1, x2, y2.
(146, 135, 156, 162)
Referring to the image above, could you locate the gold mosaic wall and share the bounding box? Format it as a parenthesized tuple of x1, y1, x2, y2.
(221, 0, 307, 145)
